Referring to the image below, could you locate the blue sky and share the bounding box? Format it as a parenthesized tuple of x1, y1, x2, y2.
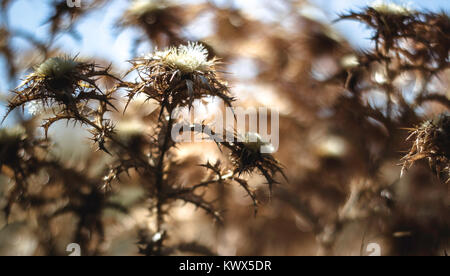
(0, 0, 449, 121)
(1, 0, 449, 83)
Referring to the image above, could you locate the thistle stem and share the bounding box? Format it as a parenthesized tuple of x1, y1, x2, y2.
(154, 112, 174, 255)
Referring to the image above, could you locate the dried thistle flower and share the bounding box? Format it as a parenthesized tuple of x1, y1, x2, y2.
(338, 2, 449, 95)
(119, 0, 183, 46)
(401, 113, 450, 183)
(4, 56, 118, 136)
(34, 57, 78, 78)
(242, 132, 275, 154)
(339, 1, 418, 55)
(127, 42, 233, 112)
(227, 132, 284, 193)
(153, 42, 216, 73)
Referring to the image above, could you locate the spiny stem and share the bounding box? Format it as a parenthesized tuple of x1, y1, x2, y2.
(154, 111, 174, 255)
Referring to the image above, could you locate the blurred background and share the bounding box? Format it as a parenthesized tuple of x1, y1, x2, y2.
(0, 0, 449, 256)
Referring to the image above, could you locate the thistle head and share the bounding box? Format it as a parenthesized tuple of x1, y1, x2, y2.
(119, 0, 182, 45)
(4, 55, 118, 141)
(128, 42, 232, 112)
(228, 131, 283, 191)
(242, 132, 275, 154)
(34, 57, 78, 79)
(419, 114, 450, 158)
(401, 113, 450, 183)
(151, 42, 216, 73)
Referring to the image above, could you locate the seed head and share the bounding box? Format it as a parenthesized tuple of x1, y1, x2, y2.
(128, 42, 232, 112)
(151, 42, 216, 73)
(34, 57, 78, 78)
(228, 131, 284, 193)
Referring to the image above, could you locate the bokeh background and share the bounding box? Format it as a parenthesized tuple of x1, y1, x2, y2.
(0, 0, 449, 256)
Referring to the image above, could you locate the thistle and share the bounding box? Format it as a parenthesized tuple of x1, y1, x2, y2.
(4, 56, 119, 136)
(401, 113, 450, 183)
(339, 1, 418, 56)
(118, 0, 183, 46)
(154, 42, 216, 73)
(242, 132, 275, 154)
(34, 57, 78, 78)
(224, 132, 284, 193)
(127, 42, 233, 113)
(2, 56, 121, 158)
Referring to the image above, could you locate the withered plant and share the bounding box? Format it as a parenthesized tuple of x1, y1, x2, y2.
(1, 39, 284, 255)
(117, 43, 284, 255)
(0, 0, 448, 256)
